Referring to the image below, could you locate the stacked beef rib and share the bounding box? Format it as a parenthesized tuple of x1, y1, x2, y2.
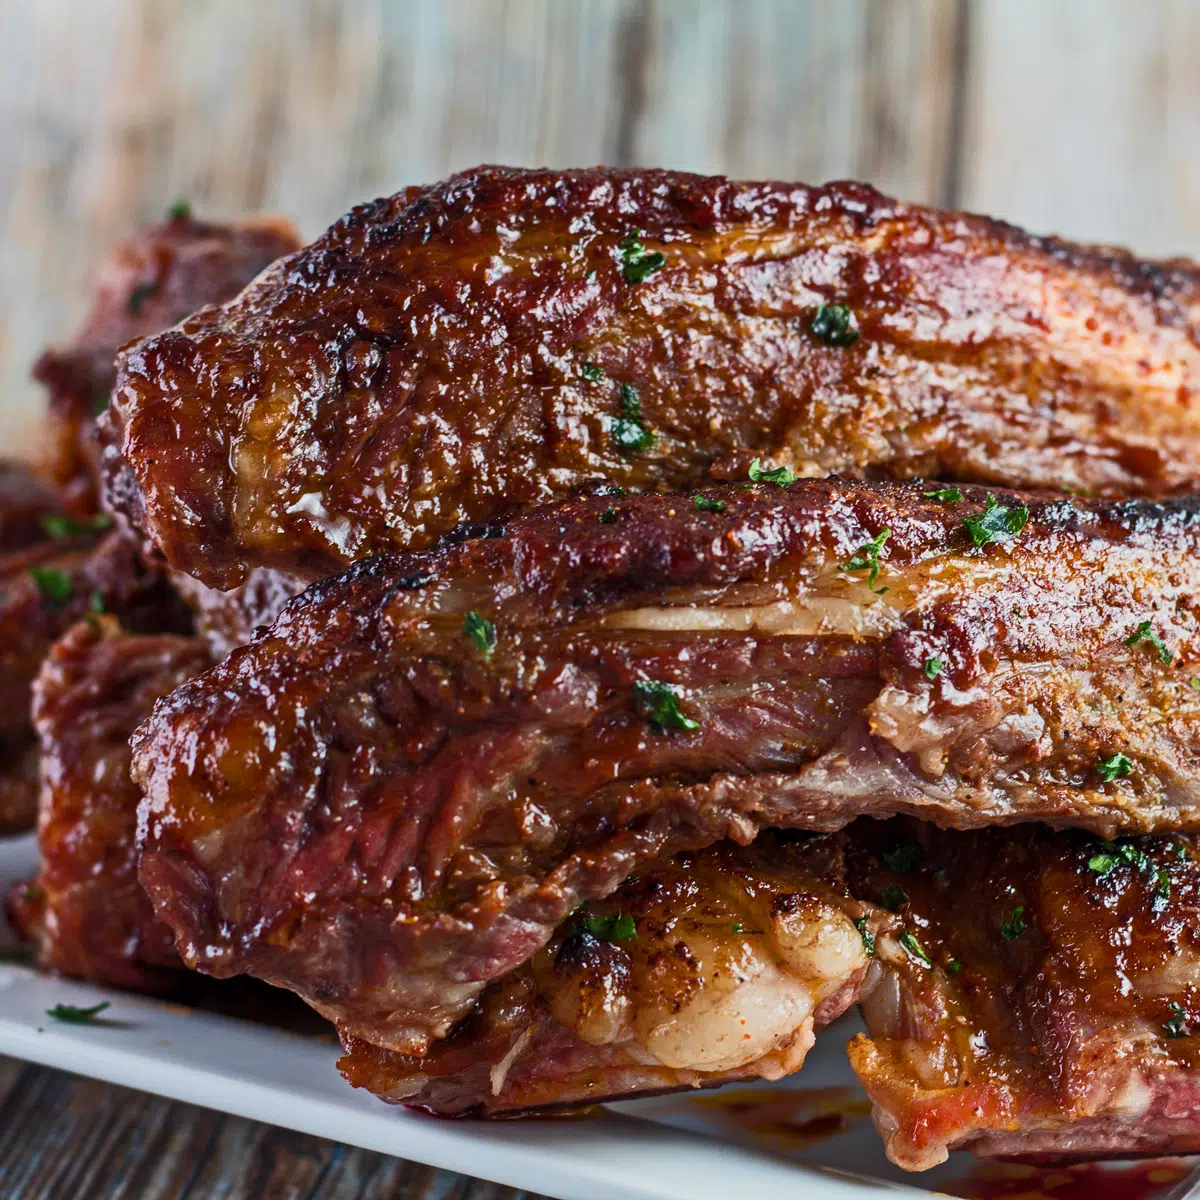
(9, 167, 1200, 1172)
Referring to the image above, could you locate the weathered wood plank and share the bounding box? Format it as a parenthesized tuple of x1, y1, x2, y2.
(959, 0, 1200, 256)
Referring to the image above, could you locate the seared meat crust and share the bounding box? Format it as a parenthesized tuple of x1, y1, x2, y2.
(133, 479, 1200, 1053)
(339, 834, 872, 1114)
(5, 619, 210, 989)
(105, 166, 1200, 588)
(846, 819, 1200, 1170)
(169, 568, 308, 660)
(35, 211, 300, 511)
(0, 532, 190, 833)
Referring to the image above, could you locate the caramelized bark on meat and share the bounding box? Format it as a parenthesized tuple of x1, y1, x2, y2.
(105, 167, 1200, 588)
(339, 834, 875, 1114)
(5, 618, 210, 989)
(133, 479, 1200, 1053)
(845, 820, 1200, 1170)
(0, 531, 190, 833)
(34, 210, 299, 512)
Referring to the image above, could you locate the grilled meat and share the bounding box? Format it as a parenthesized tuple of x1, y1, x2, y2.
(132, 479, 1200, 1054)
(5, 618, 210, 989)
(169, 567, 308, 660)
(845, 819, 1200, 1170)
(0, 462, 72, 553)
(0, 531, 189, 833)
(338, 834, 873, 1114)
(103, 167, 1200, 589)
(35, 210, 300, 512)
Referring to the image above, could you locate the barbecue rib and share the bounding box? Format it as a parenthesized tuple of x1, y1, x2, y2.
(132, 479, 1200, 1054)
(845, 819, 1200, 1170)
(104, 167, 1200, 589)
(338, 834, 877, 1114)
(35, 209, 300, 512)
(0, 531, 189, 833)
(5, 618, 210, 989)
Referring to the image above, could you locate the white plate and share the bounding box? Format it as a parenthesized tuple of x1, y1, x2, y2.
(2, 834, 1198, 1200)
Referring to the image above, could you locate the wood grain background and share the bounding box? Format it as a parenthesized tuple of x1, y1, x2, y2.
(0, 1, 1198, 1195)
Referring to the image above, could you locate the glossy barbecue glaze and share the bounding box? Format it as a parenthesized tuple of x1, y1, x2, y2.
(105, 167, 1200, 588)
(36, 210, 300, 513)
(338, 835, 876, 1114)
(5, 618, 210, 989)
(133, 480, 1200, 1053)
(846, 820, 1200, 1170)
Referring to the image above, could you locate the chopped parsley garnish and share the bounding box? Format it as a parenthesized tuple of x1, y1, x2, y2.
(731, 922, 764, 935)
(1125, 620, 1173, 665)
(809, 304, 859, 348)
(39, 513, 112, 540)
(841, 528, 891, 594)
(963, 496, 1029, 548)
(580, 363, 605, 383)
(92, 392, 111, 417)
(1000, 906, 1026, 941)
(1096, 752, 1134, 782)
(923, 487, 964, 504)
(946, 958, 963, 974)
(879, 883, 908, 911)
(463, 611, 496, 658)
(924, 657, 944, 680)
(579, 912, 637, 942)
(632, 681, 700, 734)
(1088, 839, 1151, 876)
(46, 1001, 110, 1024)
(882, 841, 922, 873)
(899, 931, 931, 966)
(29, 566, 73, 609)
(598, 506, 618, 524)
(1155, 868, 1171, 901)
(1164, 1002, 1190, 1039)
(853, 917, 875, 957)
(89, 590, 106, 615)
(692, 494, 726, 513)
(617, 231, 666, 284)
(748, 458, 797, 486)
(127, 280, 158, 316)
(1192, 677, 1200, 691)
(610, 383, 655, 454)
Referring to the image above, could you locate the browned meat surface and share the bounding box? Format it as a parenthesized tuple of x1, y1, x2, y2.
(133, 479, 1200, 1054)
(5, 618, 210, 989)
(104, 166, 1200, 589)
(0, 531, 190, 833)
(34, 209, 299, 512)
(845, 820, 1200, 1171)
(338, 834, 874, 1114)
(169, 567, 308, 660)
(0, 462, 72, 553)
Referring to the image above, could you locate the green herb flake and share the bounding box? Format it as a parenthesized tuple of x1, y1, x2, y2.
(732, 922, 743, 934)
(610, 383, 655, 454)
(127, 281, 158, 316)
(924, 657, 944, 680)
(692, 494, 726, 513)
(46, 1001, 110, 1024)
(882, 841, 922, 874)
(1192, 677, 1200, 691)
(853, 917, 875, 957)
(463, 611, 497, 658)
(92, 392, 111, 417)
(29, 566, 73, 609)
(923, 487, 964, 504)
(899, 931, 931, 966)
(1125, 619, 1173, 665)
(1164, 1002, 1190, 1039)
(946, 958, 963, 974)
(1000, 905, 1026, 941)
(748, 458, 797, 487)
(39, 513, 112, 541)
(632, 681, 700, 734)
(598, 506, 618, 524)
(879, 883, 908, 911)
(841, 528, 891, 594)
(1096, 752, 1134, 782)
(963, 496, 1029, 548)
(167, 199, 191, 220)
(617, 231, 666, 284)
(1155, 868, 1171, 900)
(580, 912, 637, 942)
(809, 304, 859, 348)
(89, 590, 106, 615)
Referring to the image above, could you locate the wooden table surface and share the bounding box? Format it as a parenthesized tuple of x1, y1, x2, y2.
(0, 1, 1198, 1196)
